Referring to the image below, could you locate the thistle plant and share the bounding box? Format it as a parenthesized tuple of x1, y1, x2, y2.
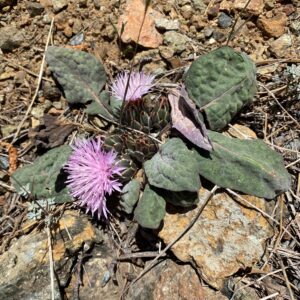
(64, 138, 124, 219)
(14, 45, 290, 229)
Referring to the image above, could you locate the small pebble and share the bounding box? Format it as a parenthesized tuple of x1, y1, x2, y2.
(218, 12, 232, 29)
(207, 5, 219, 19)
(26, 2, 44, 17)
(213, 31, 226, 42)
(203, 27, 214, 38)
(43, 14, 52, 24)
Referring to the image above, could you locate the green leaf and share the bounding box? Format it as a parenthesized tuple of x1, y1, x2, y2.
(195, 131, 291, 199)
(46, 46, 115, 121)
(12, 145, 73, 203)
(144, 138, 201, 192)
(185, 46, 257, 131)
(120, 179, 141, 214)
(85, 91, 110, 115)
(162, 190, 199, 207)
(134, 184, 166, 229)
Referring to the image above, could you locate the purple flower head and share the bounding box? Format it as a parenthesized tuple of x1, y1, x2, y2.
(110, 71, 155, 102)
(64, 138, 124, 219)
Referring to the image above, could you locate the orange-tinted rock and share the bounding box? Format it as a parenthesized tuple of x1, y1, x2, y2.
(159, 189, 273, 289)
(0, 210, 97, 299)
(233, 0, 264, 16)
(118, 0, 163, 48)
(257, 13, 287, 38)
(127, 259, 227, 300)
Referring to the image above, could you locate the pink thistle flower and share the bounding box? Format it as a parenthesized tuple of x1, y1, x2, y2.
(110, 71, 155, 102)
(64, 138, 124, 219)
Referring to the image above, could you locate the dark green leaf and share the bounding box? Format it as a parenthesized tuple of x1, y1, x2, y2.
(195, 131, 291, 199)
(12, 145, 73, 203)
(46, 46, 115, 121)
(120, 179, 141, 214)
(162, 190, 198, 207)
(134, 184, 166, 229)
(144, 138, 201, 192)
(185, 46, 257, 131)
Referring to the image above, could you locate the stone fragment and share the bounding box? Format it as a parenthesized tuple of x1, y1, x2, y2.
(233, 0, 264, 16)
(65, 243, 120, 299)
(43, 13, 52, 24)
(0, 26, 24, 52)
(203, 27, 214, 38)
(207, 4, 219, 19)
(159, 189, 273, 289)
(264, 0, 275, 10)
(143, 60, 167, 74)
(220, 0, 232, 12)
(218, 12, 233, 28)
(63, 25, 73, 37)
(181, 5, 193, 19)
(159, 46, 174, 59)
(163, 31, 190, 54)
(127, 259, 223, 300)
(257, 13, 287, 38)
(228, 277, 260, 299)
(26, 1, 44, 17)
(155, 18, 180, 31)
(257, 63, 279, 75)
(0, 211, 97, 299)
(118, 0, 163, 48)
(51, 0, 68, 12)
(281, 4, 296, 16)
(192, 0, 207, 12)
(42, 81, 62, 101)
(31, 106, 44, 119)
(290, 20, 300, 35)
(213, 30, 226, 42)
(40, 0, 52, 8)
(270, 34, 293, 58)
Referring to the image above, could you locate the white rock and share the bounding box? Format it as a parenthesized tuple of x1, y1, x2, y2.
(155, 18, 180, 31)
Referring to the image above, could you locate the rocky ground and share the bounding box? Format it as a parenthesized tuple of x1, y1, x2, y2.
(0, 0, 299, 299)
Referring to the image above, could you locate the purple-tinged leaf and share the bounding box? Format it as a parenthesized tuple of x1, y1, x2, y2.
(169, 86, 212, 151)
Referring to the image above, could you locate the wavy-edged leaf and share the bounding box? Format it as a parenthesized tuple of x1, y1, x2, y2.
(46, 46, 115, 121)
(195, 131, 291, 199)
(120, 179, 141, 214)
(185, 46, 257, 131)
(144, 138, 201, 192)
(12, 145, 73, 203)
(134, 184, 166, 229)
